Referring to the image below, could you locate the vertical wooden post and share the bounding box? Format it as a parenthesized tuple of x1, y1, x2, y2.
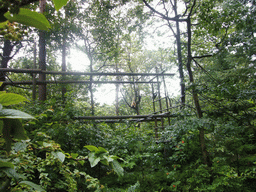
(32, 41, 37, 101)
(38, 0, 47, 101)
(62, 38, 67, 101)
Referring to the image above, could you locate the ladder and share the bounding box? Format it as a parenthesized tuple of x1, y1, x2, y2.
(151, 68, 172, 138)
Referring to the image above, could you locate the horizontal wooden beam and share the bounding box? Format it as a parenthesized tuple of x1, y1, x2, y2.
(74, 113, 177, 120)
(2, 80, 159, 85)
(94, 118, 164, 123)
(0, 68, 174, 76)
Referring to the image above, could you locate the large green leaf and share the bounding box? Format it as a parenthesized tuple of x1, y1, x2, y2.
(0, 109, 35, 119)
(88, 152, 101, 167)
(52, 0, 69, 11)
(13, 141, 28, 152)
(0, 93, 29, 106)
(51, 151, 65, 163)
(111, 160, 124, 177)
(0, 21, 8, 29)
(98, 147, 108, 153)
(71, 153, 79, 159)
(4, 8, 51, 30)
(85, 145, 99, 152)
(20, 181, 45, 192)
(0, 160, 14, 168)
(103, 155, 113, 163)
(3, 167, 25, 180)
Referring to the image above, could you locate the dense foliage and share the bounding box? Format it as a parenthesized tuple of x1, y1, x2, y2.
(1, 0, 256, 191)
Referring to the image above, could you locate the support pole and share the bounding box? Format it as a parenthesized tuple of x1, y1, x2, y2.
(32, 41, 37, 101)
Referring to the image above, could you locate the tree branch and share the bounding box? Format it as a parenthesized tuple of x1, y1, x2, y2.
(142, 0, 187, 22)
(192, 54, 213, 59)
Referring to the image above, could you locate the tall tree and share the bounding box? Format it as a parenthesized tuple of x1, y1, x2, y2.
(142, 0, 212, 167)
(0, 39, 22, 90)
(142, 0, 186, 108)
(193, 0, 256, 125)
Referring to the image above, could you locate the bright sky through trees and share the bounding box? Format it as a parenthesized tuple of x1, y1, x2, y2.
(67, 34, 180, 105)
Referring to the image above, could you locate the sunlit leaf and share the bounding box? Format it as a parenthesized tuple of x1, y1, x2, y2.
(52, 0, 69, 11)
(43, 142, 52, 147)
(0, 161, 14, 168)
(0, 21, 8, 28)
(112, 160, 124, 177)
(98, 147, 108, 153)
(71, 153, 79, 159)
(78, 160, 85, 166)
(103, 155, 113, 163)
(13, 141, 28, 152)
(3, 167, 25, 180)
(0, 109, 35, 119)
(85, 145, 99, 152)
(51, 151, 65, 163)
(20, 181, 46, 192)
(4, 8, 51, 30)
(0, 93, 29, 106)
(88, 152, 100, 167)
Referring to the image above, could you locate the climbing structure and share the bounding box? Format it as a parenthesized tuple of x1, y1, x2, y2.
(0, 67, 177, 137)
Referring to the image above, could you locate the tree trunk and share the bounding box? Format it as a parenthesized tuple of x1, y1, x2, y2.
(0, 40, 13, 91)
(186, 17, 211, 167)
(173, 0, 185, 108)
(38, 0, 47, 101)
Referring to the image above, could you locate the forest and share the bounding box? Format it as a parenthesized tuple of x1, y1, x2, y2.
(0, 0, 256, 191)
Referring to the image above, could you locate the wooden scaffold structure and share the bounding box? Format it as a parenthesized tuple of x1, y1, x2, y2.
(0, 67, 178, 137)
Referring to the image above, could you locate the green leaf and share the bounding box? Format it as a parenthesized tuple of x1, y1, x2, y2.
(0, 109, 35, 119)
(85, 145, 99, 152)
(51, 151, 65, 163)
(0, 21, 8, 29)
(0, 93, 29, 106)
(4, 8, 51, 31)
(43, 142, 53, 148)
(0, 161, 14, 168)
(127, 181, 140, 192)
(98, 147, 108, 153)
(112, 160, 124, 177)
(78, 160, 85, 166)
(3, 167, 25, 180)
(13, 141, 28, 152)
(103, 155, 113, 163)
(71, 153, 79, 159)
(52, 0, 69, 11)
(20, 181, 45, 192)
(109, 155, 120, 160)
(88, 152, 101, 167)
(100, 159, 109, 166)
